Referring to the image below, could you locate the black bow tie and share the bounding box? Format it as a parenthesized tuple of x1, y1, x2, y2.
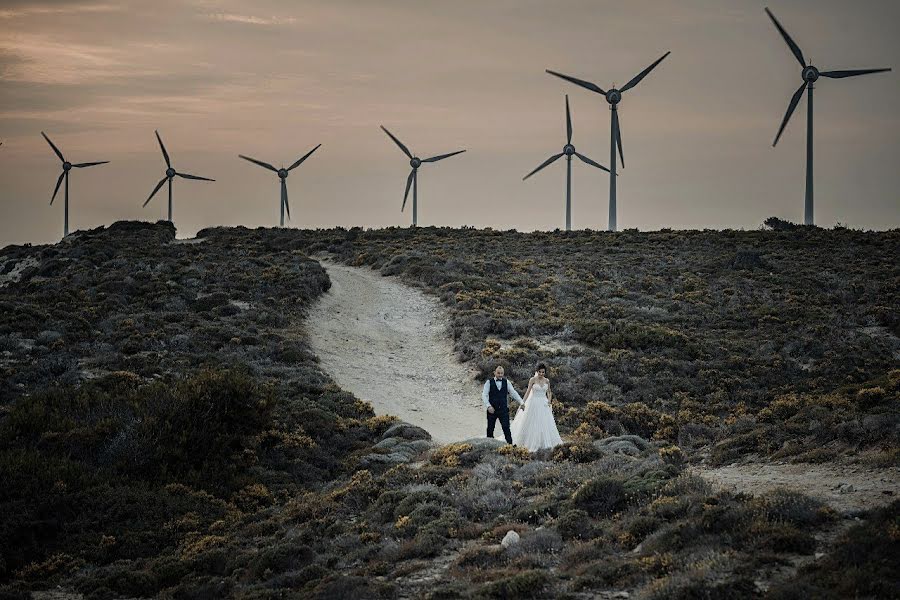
(495, 378, 502, 382)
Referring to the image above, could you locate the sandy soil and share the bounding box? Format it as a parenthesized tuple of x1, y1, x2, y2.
(697, 462, 899, 514)
(306, 259, 488, 444)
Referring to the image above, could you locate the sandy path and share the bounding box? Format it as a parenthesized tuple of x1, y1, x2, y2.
(306, 259, 486, 444)
(697, 462, 899, 514)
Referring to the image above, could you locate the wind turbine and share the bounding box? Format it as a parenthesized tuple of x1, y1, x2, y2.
(380, 126, 465, 227)
(143, 130, 214, 222)
(523, 95, 611, 231)
(764, 7, 891, 226)
(547, 51, 670, 232)
(41, 132, 108, 237)
(239, 145, 321, 227)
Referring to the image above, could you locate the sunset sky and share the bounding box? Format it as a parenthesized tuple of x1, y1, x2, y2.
(1, 0, 898, 244)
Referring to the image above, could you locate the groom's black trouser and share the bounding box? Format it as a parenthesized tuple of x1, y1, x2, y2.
(487, 410, 513, 444)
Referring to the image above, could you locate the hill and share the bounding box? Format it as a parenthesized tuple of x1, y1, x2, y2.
(0, 222, 897, 599)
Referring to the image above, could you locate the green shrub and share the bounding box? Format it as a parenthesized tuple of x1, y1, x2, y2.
(570, 477, 628, 517)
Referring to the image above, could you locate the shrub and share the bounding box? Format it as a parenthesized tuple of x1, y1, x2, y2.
(477, 569, 550, 599)
(556, 509, 593, 540)
(570, 477, 628, 517)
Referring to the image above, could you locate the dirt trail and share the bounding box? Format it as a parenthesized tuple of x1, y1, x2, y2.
(304, 259, 899, 509)
(697, 462, 899, 514)
(306, 259, 486, 444)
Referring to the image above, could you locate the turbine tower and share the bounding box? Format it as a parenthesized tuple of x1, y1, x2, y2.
(380, 126, 465, 227)
(547, 51, 670, 232)
(239, 144, 321, 227)
(523, 95, 611, 231)
(144, 130, 214, 223)
(41, 132, 108, 237)
(765, 7, 891, 225)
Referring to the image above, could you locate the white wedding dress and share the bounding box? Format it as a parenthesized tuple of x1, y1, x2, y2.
(511, 382, 563, 451)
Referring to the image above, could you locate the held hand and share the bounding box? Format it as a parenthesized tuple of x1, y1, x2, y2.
(487, 406, 495, 414)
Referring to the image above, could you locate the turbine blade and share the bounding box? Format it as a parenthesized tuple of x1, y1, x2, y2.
(41, 132, 65, 162)
(72, 161, 109, 168)
(565, 94, 572, 144)
(282, 178, 290, 219)
(819, 68, 892, 79)
(545, 70, 606, 95)
(422, 149, 466, 163)
(288, 143, 322, 170)
(239, 154, 277, 171)
(50, 171, 65, 204)
(613, 111, 624, 168)
(176, 172, 215, 181)
(773, 81, 808, 147)
(155, 130, 171, 168)
(402, 169, 414, 211)
(381, 126, 413, 159)
(522, 153, 564, 181)
(765, 7, 806, 68)
(574, 152, 611, 173)
(143, 176, 168, 207)
(620, 51, 671, 93)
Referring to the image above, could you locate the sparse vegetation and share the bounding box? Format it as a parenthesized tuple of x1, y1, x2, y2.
(0, 222, 896, 597)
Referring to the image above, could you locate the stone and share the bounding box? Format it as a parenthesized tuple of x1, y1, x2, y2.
(373, 437, 401, 451)
(501, 530, 520, 549)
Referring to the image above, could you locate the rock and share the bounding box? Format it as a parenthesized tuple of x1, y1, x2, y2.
(373, 437, 401, 451)
(611, 592, 630, 599)
(381, 423, 431, 442)
(400, 439, 433, 454)
(837, 483, 855, 494)
(815, 552, 825, 560)
(365, 438, 433, 467)
(501, 530, 520, 549)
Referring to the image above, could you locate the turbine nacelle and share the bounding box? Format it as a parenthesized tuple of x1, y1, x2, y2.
(278, 168, 288, 179)
(563, 144, 575, 156)
(62, 161, 72, 172)
(410, 157, 422, 169)
(165, 167, 176, 178)
(802, 65, 820, 82)
(605, 89, 622, 105)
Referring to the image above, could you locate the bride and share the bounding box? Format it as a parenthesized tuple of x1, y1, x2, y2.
(511, 363, 563, 451)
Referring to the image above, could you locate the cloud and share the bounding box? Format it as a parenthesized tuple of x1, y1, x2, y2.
(0, 2, 120, 20)
(204, 12, 297, 27)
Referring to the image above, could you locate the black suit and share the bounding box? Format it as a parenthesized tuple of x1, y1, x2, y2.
(486, 377, 514, 444)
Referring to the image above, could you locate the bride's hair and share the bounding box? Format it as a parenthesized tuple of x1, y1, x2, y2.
(535, 363, 547, 375)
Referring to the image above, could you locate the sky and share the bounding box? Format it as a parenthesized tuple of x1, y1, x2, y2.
(0, 0, 898, 245)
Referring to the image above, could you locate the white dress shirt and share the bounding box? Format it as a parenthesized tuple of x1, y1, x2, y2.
(482, 377, 524, 410)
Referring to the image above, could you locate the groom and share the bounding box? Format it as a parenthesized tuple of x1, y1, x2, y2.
(482, 365, 525, 444)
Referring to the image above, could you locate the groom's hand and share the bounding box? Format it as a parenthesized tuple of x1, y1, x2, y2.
(487, 406, 495, 414)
